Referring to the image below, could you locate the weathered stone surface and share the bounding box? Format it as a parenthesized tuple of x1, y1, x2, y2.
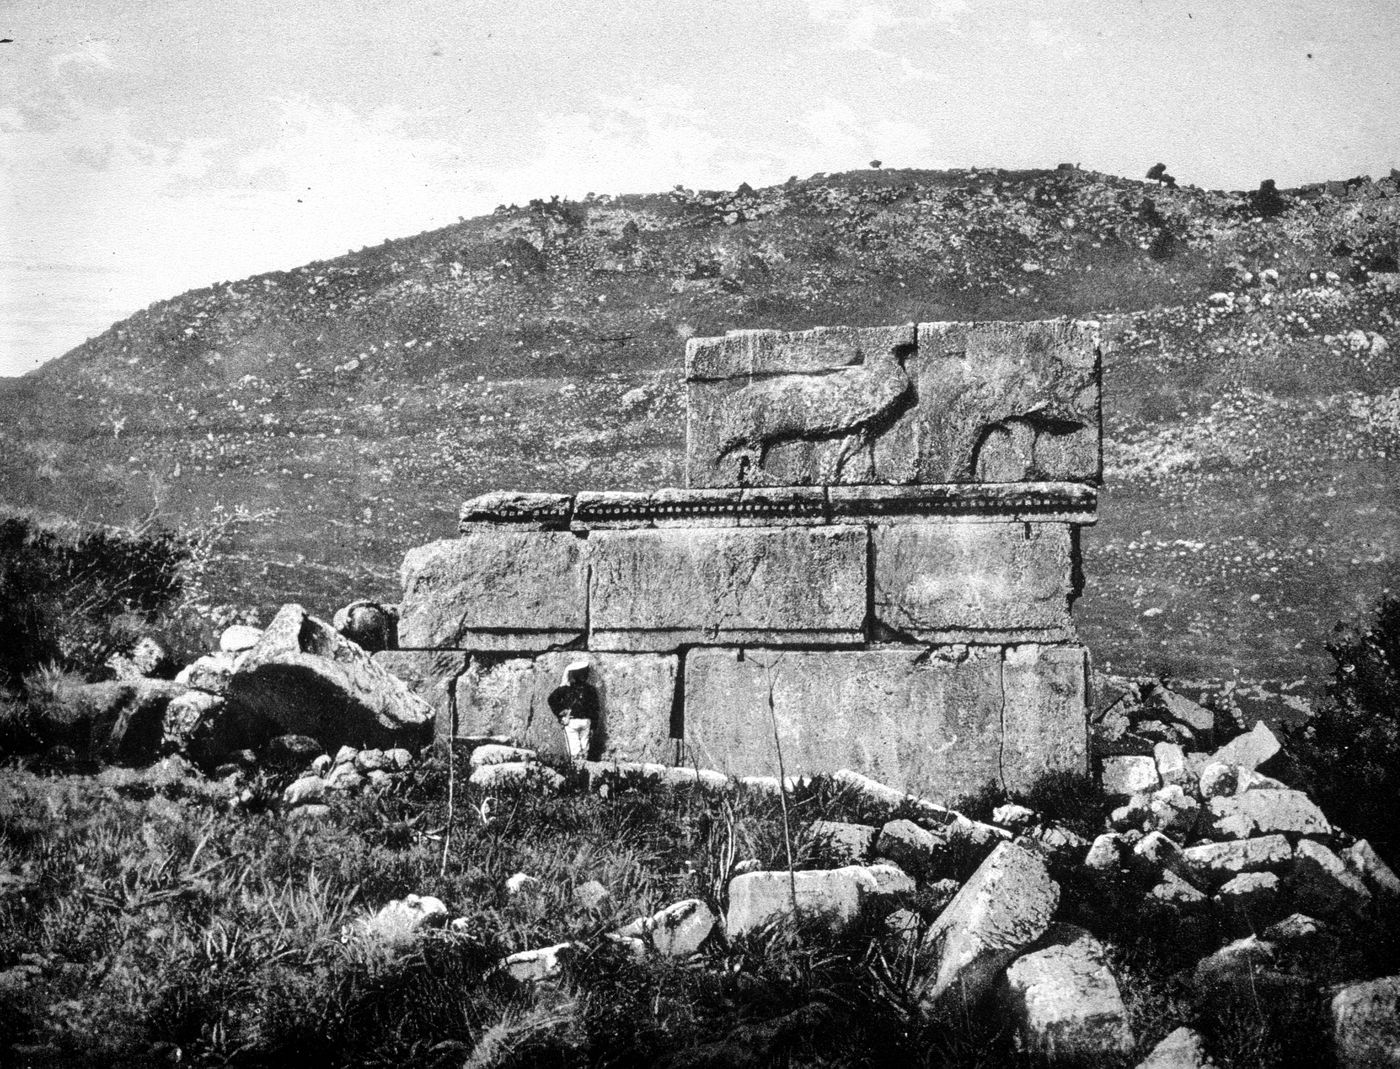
(1345, 840, 1400, 901)
(506, 872, 541, 896)
(1193, 935, 1277, 992)
(373, 650, 466, 738)
(582, 761, 728, 791)
(41, 678, 189, 764)
(993, 804, 1038, 830)
(725, 865, 901, 937)
(616, 899, 716, 957)
(1148, 871, 1208, 912)
(808, 820, 878, 864)
(1198, 762, 1243, 799)
(398, 532, 587, 650)
(469, 743, 536, 768)
(1002, 644, 1089, 792)
(469, 761, 566, 792)
(1101, 755, 1160, 796)
(284, 775, 328, 807)
(878, 819, 952, 880)
(1146, 686, 1216, 737)
(1084, 833, 1126, 873)
(161, 690, 222, 755)
(828, 482, 1098, 525)
(1154, 742, 1190, 788)
(225, 604, 433, 753)
(455, 652, 678, 761)
(571, 491, 653, 530)
(1291, 839, 1372, 919)
(587, 526, 865, 649)
(1183, 835, 1293, 886)
(684, 647, 1004, 799)
(872, 522, 1074, 642)
(175, 651, 238, 694)
(500, 942, 574, 983)
(1206, 789, 1330, 839)
(685, 320, 1101, 487)
(1331, 976, 1400, 1068)
(333, 600, 398, 652)
(325, 764, 364, 791)
(913, 320, 1101, 485)
(1137, 1026, 1213, 1069)
(347, 894, 447, 948)
(219, 625, 263, 654)
(1217, 871, 1282, 916)
(999, 923, 1134, 1056)
(918, 842, 1059, 1015)
(1211, 721, 1282, 771)
(459, 491, 572, 530)
(354, 747, 389, 772)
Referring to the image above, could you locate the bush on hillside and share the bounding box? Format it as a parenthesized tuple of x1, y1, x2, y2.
(1291, 593, 1400, 864)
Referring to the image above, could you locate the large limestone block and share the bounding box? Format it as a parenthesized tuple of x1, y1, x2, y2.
(225, 604, 433, 752)
(917, 842, 1060, 1015)
(999, 923, 1134, 1056)
(1331, 976, 1400, 1068)
(913, 320, 1101, 484)
(397, 532, 587, 650)
(684, 320, 1101, 488)
(588, 526, 866, 650)
(873, 521, 1074, 642)
(455, 652, 678, 762)
(374, 650, 468, 738)
(725, 865, 902, 937)
(683, 647, 1005, 800)
(1002, 644, 1090, 792)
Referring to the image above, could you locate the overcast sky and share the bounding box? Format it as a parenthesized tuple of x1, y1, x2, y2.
(2, 0, 1397, 376)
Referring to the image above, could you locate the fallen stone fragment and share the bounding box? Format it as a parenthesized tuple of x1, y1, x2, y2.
(583, 761, 729, 791)
(1210, 721, 1281, 772)
(1330, 976, 1400, 1068)
(332, 600, 398, 653)
(1136, 1026, 1214, 1069)
(1198, 762, 1242, 799)
(1263, 913, 1327, 946)
(175, 652, 238, 695)
(1084, 833, 1126, 873)
(219, 624, 264, 653)
(1102, 755, 1160, 796)
(917, 842, 1059, 1016)
(347, 894, 448, 948)
(470, 743, 537, 769)
(286, 803, 332, 825)
(993, 804, 1038, 830)
(1216, 871, 1282, 917)
(1206, 789, 1329, 840)
(161, 690, 223, 754)
(311, 753, 332, 776)
(1183, 834, 1292, 887)
(574, 880, 611, 911)
(333, 745, 357, 766)
(808, 821, 878, 864)
(1154, 742, 1191, 788)
(999, 923, 1134, 1056)
(1193, 935, 1277, 993)
(615, 899, 716, 957)
(469, 762, 566, 793)
(505, 872, 541, 896)
(1144, 785, 1200, 838)
(264, 733, 323, 769)
(354, 748, 390, 772)
(325, 764, 365, 791)
(366, 769, 392, 788)
(726, 865, 901, 938)
(1147, 686, 1216, 736)
(865, 862, 916, 895)
(1147, 871, 1208, 912)
(500, 942, 574, 983)
(877, 819, 950, 879)
(1344, 840, 1400, 901)
(1110, 796, 1150, 831)
(1023, 824, 1091, 865)
(385, 747, 413, 770)
(1291, 839, 1372, 919)
(283, 775, 328, 807)
(1133, 831, 1198, 883)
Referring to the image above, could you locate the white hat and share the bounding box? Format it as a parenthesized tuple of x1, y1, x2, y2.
(565, 658, 591, 676)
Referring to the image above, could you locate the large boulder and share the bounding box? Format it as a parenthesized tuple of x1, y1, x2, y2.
(917, 841, 1059, 1016)
(999, 923, 1134, 1056)
(223, 604, 432, 754)
(1331, 976, 1400, 1068)
(332, 600, 398, 652)
(36, 678, 188, 764)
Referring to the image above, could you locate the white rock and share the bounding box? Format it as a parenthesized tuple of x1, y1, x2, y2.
(348, 894, 448, 947)
(500, 942, 574, 983)
(333, 745, 358, 766)
(469, 761, 566, 792)
(993, 804, 1038, 830)
(725, 865, 894, 937)
(283, 775, 327, 807)
(1331, 976, 1400, 1068)
(286, 803, 332, 825)
(807, 820, 878, 863)
(219, 624, 264, 653)
(1216, 871, 1281, 914)
(574, 879, 610, 911)
(1101, 755, 1160, 796)
(1344, 840, 1400, 901)
(1206, 789, 1329, 839)
(1198, 762, 1242, 799)
(174, 652, 238, 694)
(366, 769, 392, 788)
(1292, 839, 1372, 919)
(615, 899, 716, 957)
(1154, 742, 1190, 788)
(1084, 832, 1126, 873)
(311, 753, 332, 776)
(583, 760, 729, 790)
(1193, 935, 1276, 990)
(1263, 912, 1327, 944)
(1136, 1025, 1213, 1069)
(506, 872, 541, 896)
(999, 923, 1134, 1056)
(1145, 785, 1201, 837)
(470, 743, 538, 769)
(1210, 721, 1280, 771)
(1183, 834, 1292, 886)
(354, 748, 390, 772)
(325, 764, 365, 791)
(876, 819, 948, 876)
(385, 747, 413, 770)
(917, 842, 1059, 1015)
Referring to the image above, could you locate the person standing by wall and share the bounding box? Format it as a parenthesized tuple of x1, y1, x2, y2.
(548, 659, 598, 763)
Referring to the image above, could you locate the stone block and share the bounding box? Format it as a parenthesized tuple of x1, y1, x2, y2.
(725, 864, 898, 937)
(737, 486, 828, 526)
(1002, 644, 1089, 793)
(588, 527, 866, 650)
(571, 491, 652, 530)
(684, 320, 1101, 488)
(683, 647, 1005, 801)
(649, 488, 741, 528)
(872, 522, 1074, 642)
(1183, 834, 1293, 887)
(459, 491, 573, 529)
(828, 482, 1098, 525)
(1101, 755, 1160, 796)
(1206, 789, 1330, 840)
(1331, 977, 1400, 1069)
(454, 652, 678, 762)
(398, 532, 587, 650)
(374, 650, 467, 738)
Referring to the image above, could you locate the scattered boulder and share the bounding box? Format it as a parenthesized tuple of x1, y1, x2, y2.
(1154, 742, 1191, 788)
(333, 745, 358, 766)
(1137, 1026, 1214, 1069)
(500, 942, 574, 983)
(1102, 755, 1160, 796)
(470, 744, 538, 769)
(726, 865, 902, 938)
(876, 819, 949, 879)
(1206, 789, 1329, 840)
(346, 894, 448, 948)
(807, 820, 878, 864)
(326, 764, 365, 791)
(506, 872, 541, 896)
(1198, 762, 1243, 799)
(1147, 870, 1208, 912)
(353, 748, 390, 773)
(219, 625, 263, 653)
(470, 762, 566, 793)
(917, 842, 1059, 1016)
(1216, 871, 1282, 918)
(993, 804, 1038, 830)
(1183, 834, 1292, 887)
(385, 747, 413, 770)
(1144, 785, 1201, 838)
(999, 923, 1134, 1056)
(283, 775, 328, 807)
(1084, 833, 1127, 874)
(332, 600, 398, 652)
(38, 678, 189, 764)
(1145, 686, 1216, 737)
(223, 604, 432, 754)
(1263, 912, 1328, 945)
(160, 690, 222, 755)
(1290, 839, 1372, 919)
(263, 733, 324, 770)
(1344, 840, 1400, 902)
(175, 652, 238, 695)
(1210, 721, 1281, 772)
(615, 899, 716, 957)
(1193, 935, 1277, 993)
(1330, 976, 1400, 1068)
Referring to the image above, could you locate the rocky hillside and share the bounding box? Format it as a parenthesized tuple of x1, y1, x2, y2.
(2, 166, 1398, 692)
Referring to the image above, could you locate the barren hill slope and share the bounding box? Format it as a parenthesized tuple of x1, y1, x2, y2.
(2, 166, 1397, 690)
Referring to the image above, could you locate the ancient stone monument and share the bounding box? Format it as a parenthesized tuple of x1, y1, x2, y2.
(389, 320, 1102, 800)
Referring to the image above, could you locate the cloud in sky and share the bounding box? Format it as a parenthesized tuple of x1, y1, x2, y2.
(3, 0, 1399, 375)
